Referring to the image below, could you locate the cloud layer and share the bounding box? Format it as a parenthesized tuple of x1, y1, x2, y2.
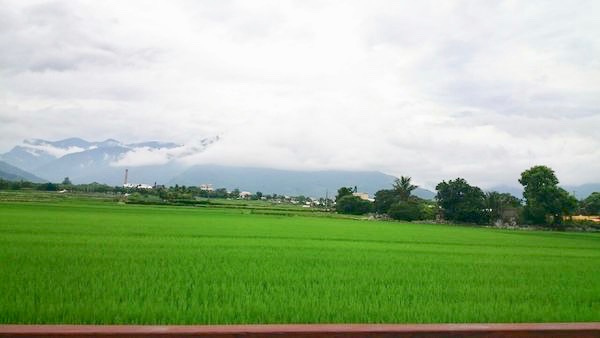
(1, 0, 599, 189)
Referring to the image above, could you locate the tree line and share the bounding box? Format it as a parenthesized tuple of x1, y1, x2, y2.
(335, 165, 599, 228)
(0, 177, 333, 207)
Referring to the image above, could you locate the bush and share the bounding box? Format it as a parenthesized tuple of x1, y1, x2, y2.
(388, 201, 422, 221)
(420, 203, 438, 220)
(37, 183, 59, 191)
(335, 195, 373, 215)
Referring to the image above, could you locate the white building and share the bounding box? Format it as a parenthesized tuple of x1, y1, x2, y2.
(123, 183, 153, 189)
(239, 191, 252, 198)
(353, 192, 375, 202)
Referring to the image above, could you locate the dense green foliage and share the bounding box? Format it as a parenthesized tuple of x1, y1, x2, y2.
(485, 191, 522, 223)
(335, 195, 372, 215)
(373, 189, 397, 214)
(373, 176, 434, 221)
(387, 200, 422, 221)
(435, 178, 487, 223)
(519, 166, 578, 226)
(1, 199, 599, 324)
(392, 176, 418, 201)
(335, 187, 354, 202)
(581, 192, 600, 215)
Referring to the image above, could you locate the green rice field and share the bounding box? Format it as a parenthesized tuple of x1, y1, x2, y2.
(1, 196, 599, 324)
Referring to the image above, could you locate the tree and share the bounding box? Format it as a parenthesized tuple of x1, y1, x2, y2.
(38, 182, 58, 191)
(486, 191, 521, 222)
(336, 187, 354, 202)
(374, 177, 429, 220)
(61, 177, 72, 185)
(435, 178, 486, 223)
(582, 192, 600, 215)
(214, 188, 228, 198)
(335, 195, 372, 215)
(393, 176, 418, 201)
(374, 189, 398, 214)
(519, 165, 577, 226)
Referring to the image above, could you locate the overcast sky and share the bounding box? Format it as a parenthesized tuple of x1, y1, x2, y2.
(1, 0, 599, 189)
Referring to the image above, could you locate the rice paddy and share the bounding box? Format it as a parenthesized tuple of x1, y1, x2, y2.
(0, 197, 599, 324)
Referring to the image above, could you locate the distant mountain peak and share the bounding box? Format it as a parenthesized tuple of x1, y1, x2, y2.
(23, 138, 47, 146)
(100, 138, 121, 146)
(0, 136, 219, 183)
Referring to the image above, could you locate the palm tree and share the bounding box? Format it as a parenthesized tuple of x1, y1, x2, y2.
(393, 176, 418, 201)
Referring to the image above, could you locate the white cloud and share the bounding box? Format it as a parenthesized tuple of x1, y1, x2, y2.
(1, 0, 599, 189)
(110, 147, 174, 167)
(110, 138, 217, 167)
(22, 143, 87, 158)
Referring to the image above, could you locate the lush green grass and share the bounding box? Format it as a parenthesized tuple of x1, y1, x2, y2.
(0, 199, 599, 324)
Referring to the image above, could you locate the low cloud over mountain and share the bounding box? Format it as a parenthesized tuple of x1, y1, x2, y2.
(0, 137, 218, 184)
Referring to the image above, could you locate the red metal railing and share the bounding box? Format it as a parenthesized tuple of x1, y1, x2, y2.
(1, 323, 600, 337)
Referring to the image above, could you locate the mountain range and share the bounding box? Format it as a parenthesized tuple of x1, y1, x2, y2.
(0, 160, 46, 183)
(2, 137, 598, 199)
(170, 164, 435, 199)
(0, 137, 206, 185)
(0, 138, 435, 198)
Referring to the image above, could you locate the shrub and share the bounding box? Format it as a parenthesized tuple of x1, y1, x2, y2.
(335, 195, 372, 215)
(388, 201, 422, 221)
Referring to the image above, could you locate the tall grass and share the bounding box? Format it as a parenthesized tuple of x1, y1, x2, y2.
(0, 201, 599, 324)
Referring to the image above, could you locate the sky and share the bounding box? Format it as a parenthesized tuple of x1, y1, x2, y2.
(1, 0, 599, 189)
